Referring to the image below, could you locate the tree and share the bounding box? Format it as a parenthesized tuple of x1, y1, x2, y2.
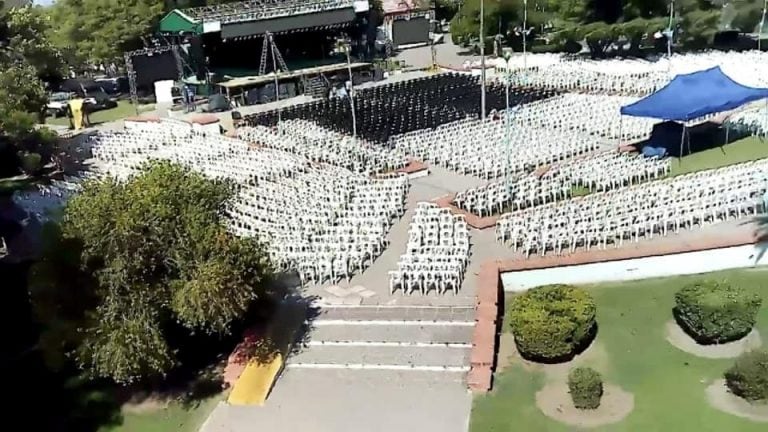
(0, 4, 61, 177)
(49, 0, 165, 69)
(450, 0, 525, 47)
(0, 4, 62, 126)
(30, 161, 273, 384)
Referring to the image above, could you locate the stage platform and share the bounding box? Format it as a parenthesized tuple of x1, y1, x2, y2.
(217, 62, 372, 96)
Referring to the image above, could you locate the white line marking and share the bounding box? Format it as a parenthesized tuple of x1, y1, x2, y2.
(286, 363, 470, 372)
(312, 320, 475, 326)
(317, 304, 474, 310)
(306, 341, 472, 348)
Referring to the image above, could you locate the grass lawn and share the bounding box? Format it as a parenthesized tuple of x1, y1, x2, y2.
(99, 394, 223, 432)
(471, 269, 768, 432)
(46, 100, 155, 127)
(671, 136, 768, 176)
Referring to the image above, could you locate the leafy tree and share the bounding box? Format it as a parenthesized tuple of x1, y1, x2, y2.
(0, 4, 61, 177)
(28, 223, 98, 371)
(49, 0, 165, 68)
(0, 5, 61, 126)
(450, 0, 525, 47)
(435, 0, 461, 21)
(30, 161, 273, 384)
(2, 5, 64, 82)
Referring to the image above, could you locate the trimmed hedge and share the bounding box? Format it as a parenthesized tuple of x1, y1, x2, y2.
(509, 284, 596, 361)
(674, 281, 762, 344)
(725, 350, 768, 402)
(568, 367, 603, 409)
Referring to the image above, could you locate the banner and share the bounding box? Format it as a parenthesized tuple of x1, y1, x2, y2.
(68, 99, 85, 130)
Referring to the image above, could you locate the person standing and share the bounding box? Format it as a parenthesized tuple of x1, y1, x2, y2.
(184, 84, 196, 113)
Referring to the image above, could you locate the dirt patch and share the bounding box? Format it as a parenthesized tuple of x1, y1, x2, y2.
(665, 321, 762, 359)
(122, 395, 170, 414)
(496, 332, 517, 372)
(706, 379, 768, 422)
(507, 337, 609, 382)
(536, 383, 634, 428)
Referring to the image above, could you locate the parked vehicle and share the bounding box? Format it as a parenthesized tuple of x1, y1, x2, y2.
(46, 92, 73, 117)
(94, 76, 129, 95)
(59, 79, 119, 111)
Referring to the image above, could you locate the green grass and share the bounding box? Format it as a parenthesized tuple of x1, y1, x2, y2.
(46, 100, 155, 127)
(99, 394, 223, 432)
(471, 269, 768, 432)
(566, 136, 768, 200)
(670, 136, 768, 176)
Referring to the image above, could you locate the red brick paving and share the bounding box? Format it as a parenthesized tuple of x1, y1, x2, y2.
(376, 160, 428, 178)
(433, 194, 500, 230)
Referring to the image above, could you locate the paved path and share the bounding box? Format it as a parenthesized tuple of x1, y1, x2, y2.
(302, 166, 494, 307)
(201, 368, 472, 432)
(395, 33, 479, 69)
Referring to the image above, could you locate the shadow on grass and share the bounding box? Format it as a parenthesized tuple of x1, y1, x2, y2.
(4, 261, 319, 431)
(671, 307, 753, 346)
(514, 322, 600, 365)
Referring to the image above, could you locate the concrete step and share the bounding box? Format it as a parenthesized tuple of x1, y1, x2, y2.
(280, 367, 468, 384)
(287, 344, 471, 369)
(314, 306, 475, 322)
(308, 323, 474, 345)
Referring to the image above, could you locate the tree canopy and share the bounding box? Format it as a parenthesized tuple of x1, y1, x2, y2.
(48, 0, 165, 69)
(450, 0, 767, 57)
(0, 4, 62, 131)
(29, 161, 273, 384)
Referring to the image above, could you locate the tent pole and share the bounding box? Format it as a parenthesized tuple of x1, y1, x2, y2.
(724, 122, 730, 146)
(617, 116, 623, 150)
(678, 123, 686, 164)
(764, 98, 768, 141)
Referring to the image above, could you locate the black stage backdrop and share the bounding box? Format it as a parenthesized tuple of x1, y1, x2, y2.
(131, 50, 179, 87)
(392, 17, 429, 46)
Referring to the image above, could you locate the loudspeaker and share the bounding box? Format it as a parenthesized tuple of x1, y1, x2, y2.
(189, 36, 207, 80)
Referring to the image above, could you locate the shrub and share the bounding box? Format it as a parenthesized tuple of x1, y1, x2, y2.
(725, 350, 768, 402)
(19, 152, 42, 175)
(508, 284, 596, 361)
(674, 281, 762, 344)
(568, 367, 603, 409)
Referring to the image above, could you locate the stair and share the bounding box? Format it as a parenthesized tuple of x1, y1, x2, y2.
(287, 306, 475, 374)
(305, 76, 329, 98)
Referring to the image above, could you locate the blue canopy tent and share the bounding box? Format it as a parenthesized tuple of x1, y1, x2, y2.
(619, 66, 768, 158)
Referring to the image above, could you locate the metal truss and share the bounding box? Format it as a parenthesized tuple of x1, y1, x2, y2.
(124, 45, 184, 115)
(185, 0, 354, 25)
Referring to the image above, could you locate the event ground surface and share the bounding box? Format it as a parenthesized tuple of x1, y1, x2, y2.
(35, 50, 768, 432)
(472, 268, 768, 432)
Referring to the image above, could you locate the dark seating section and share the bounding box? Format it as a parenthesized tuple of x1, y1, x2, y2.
(243, 73, 559, 144)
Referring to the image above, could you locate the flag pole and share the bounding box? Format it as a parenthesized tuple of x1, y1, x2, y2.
(480, 0, 486, 120)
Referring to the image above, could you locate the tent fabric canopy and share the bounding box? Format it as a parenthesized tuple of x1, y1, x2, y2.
(620, 67, 768, 121)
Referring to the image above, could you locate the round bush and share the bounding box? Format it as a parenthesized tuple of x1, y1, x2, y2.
(725, 350, 768, 402)
(509, 284, 596, 361)
(568, 367, 603, 409)
(674, 281, 762, 344)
